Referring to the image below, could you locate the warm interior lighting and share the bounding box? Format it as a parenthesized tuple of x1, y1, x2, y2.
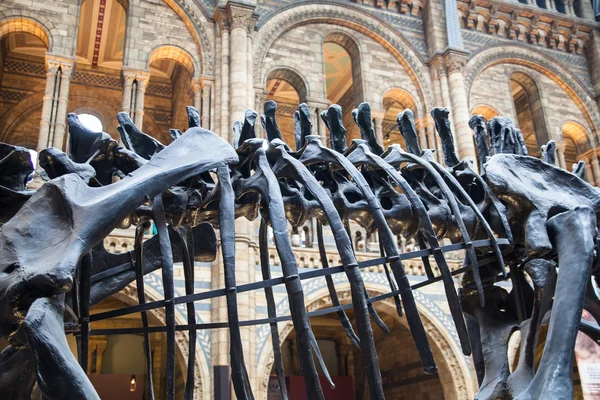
(130, 375, 136, 392)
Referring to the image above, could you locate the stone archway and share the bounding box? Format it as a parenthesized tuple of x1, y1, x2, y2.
(108, 283, 209, 400)
(253, 2, 434, 110)
(464, 43, 600, 146)
(256, 283, 475, 399)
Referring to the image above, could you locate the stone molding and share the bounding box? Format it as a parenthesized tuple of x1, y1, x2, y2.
(457, 0, 594, 54)
(45, 54, 75, 78)
(253, 2, 434, 108)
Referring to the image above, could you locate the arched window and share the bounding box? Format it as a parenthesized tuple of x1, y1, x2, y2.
(0, 19, 50, 147)
(323, 33, 364, 144)
(510, 72, 549, 156)
(471, 105, 500, 122)
(78, 113, 103, 132)
(554, 0, 567, 13)
(264, 68, 307, 145)
(147, 46, 195, 142)
(381, 88, 419, 149)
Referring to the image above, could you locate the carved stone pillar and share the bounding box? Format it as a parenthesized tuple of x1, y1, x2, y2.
(556, 141, 567, 169)
(415, 117, 428, 150)
(52, 61, 74, 150)
(591, 152, 600, 187)
(201, 79, 213, 129)
(37, 55, 75, 152)
(254, 88, 266, 138)
(151, 335, 163, 398)
(444, 50, 476, 162)
(371, 111, 385, 147)
(215, 10, 230, 141)
(121, 72, 135, 116)
(88, 336, 108, 374)
(38, 59, 59, 152)
(192, 79, 202, 112)
(584, 158, 596, 185)
(133, 74, 150, 129)
(226, 2, 257, 142)
(247, 31, 254, 108)
(307, 99, 330, 142)
(121, 69, 150, 131)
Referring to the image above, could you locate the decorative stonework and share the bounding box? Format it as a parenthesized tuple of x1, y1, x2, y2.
(464, 44, 600, 136)
(444, 49, 469, 74)
(226, 3, 257, 34)
(457, 0, 594, 54)
(253, 3, 435, 108)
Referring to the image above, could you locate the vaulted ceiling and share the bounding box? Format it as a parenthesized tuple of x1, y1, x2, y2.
(0, 32, 46, 58)
(76, 0, 126, 70)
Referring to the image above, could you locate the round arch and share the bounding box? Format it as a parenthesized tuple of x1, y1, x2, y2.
(264, 67, 310, 102)
(124, 0, 212, 76)
(253, 2, 433, 109)
(115, 283, 210, 400)
(471, 105, 500, 121)
(0, 15, 53, 51)
(147, 44, 197, 78)
(256, 283, 475, 399)
(464, 44, 600, 147)
(323, 31, 365, 104)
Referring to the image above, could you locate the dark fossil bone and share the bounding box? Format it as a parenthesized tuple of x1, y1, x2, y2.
(2, 97, 599, 400)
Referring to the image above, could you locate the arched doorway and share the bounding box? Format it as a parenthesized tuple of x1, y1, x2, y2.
(509, 72, 548, 156)
(381, 88, 419, 149)
(0, 17, 50, 147)
(88, 287, 195, 400)
(261, 286, 473, 399)
(323, 33, 363, 144)
(264, 68, 308, 145)
(145, 46, 195, 143)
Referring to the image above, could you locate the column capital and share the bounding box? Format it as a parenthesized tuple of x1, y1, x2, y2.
(121, 67, 150, 83)
(121, 68, 151, 87)
(427, 54, 447, 78)
(200, 76, 215, 89)
(226, 2, 258, 34)
(45, 53, 76, 77)
(191, 79, 203, 94)
(370, 110, 386, 121)
(216, 2, 258, 35)
(305, 98, 331, 109)
(555, 140, 567, 152)
(443, 48, 470, 74)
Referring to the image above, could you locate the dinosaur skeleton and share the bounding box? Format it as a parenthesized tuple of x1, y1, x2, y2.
(0, 96, 598, 400)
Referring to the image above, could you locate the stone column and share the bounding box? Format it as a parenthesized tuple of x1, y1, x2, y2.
(306, 99, 330, 141)
(247, 30, 255, 108)
(556, 141, 567, 169)
(121, 71, 136, 115)
(584, 157, 595, 185)
(51, 60, 74, 150)
(372, 111, 385, 146)
(415, 117, 428, 150)
(88, 336, 108, 374)
(444, 50, 476, 162)
(151, 336, 163, 398)
(254, 88, 265, 138)
(215, 9, 230, 141)
(37, 59, 60, 152)
(192, 79, 202, 112)
(591, 151, 600, 187)
(227, 2, 256, 141)
(201, 79, 213, 129)
(133, 73, 150, 129)
(37, 55, 75, 152)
